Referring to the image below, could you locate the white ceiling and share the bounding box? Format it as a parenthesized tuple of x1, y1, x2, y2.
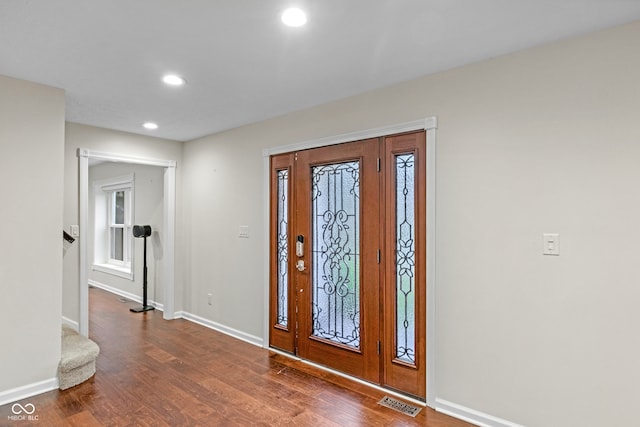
(2, 1, 640, 142)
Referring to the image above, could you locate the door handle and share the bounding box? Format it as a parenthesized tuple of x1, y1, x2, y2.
(296, 260, 306, 271)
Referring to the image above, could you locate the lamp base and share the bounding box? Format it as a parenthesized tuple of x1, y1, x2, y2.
(130, 305, 155, 313)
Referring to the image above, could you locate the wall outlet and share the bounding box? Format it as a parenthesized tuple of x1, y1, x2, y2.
(207, 293, 213, 305)
(239, 225, 249, 238)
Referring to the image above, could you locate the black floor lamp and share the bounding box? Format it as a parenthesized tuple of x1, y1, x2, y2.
(130, 225, 155, 313)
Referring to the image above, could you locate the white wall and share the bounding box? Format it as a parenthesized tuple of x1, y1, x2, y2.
(181, 21, 640, 427)
(88, 162, 165, 303)
(0, 75, 65, 396)
(63, 123, 183, 324)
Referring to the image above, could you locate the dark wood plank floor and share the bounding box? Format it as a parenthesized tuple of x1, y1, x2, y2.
(1, 287, 473, 426)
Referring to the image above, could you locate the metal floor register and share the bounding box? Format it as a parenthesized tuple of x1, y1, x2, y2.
(377, 396, 423, 417)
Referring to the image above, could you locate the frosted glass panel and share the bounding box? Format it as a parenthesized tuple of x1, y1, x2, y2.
(395, 154, 416, 364)
(276, 169, 289, 327)
(311, 161, 360, 349)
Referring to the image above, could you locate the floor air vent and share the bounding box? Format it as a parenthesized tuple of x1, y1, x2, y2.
(377, 396, 422, 417)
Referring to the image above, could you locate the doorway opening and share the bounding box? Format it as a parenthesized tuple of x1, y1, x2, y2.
(78, 148, 177, 337)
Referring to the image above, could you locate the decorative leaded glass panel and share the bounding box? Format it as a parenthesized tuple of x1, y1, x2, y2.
(311, 161, 360, 349)
(395, 154, 416, 364)
(276, 169, 289, 327)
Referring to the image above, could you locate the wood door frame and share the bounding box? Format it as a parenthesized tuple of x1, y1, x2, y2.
(262, 118, 438, 408)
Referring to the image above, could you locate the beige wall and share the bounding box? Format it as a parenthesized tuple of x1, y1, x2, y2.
(181, 21, 640, 426)
(0, 76, 65, 394)
(63, 123, 183, 324)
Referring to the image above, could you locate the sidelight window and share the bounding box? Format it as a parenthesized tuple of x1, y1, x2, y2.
(276, 169, 289, 327)
(395, 153, 416, 364)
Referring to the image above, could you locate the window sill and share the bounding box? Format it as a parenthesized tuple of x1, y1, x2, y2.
(92, 263, 133, 280)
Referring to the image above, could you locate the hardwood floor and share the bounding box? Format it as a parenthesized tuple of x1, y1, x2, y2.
(1, 287, 474, 426)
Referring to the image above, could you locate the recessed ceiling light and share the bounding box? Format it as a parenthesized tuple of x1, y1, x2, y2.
(162, 74, 186, 86)
(143, 122, 158, 130)
(281, 8, 307, 27)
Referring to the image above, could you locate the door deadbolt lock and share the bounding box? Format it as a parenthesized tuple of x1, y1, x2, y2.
(296, 260, 305, 271)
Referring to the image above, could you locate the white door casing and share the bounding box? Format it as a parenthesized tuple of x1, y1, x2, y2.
(78, 148, 177, 336)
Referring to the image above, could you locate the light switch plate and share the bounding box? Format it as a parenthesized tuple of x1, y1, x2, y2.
(543, 233, 560, 256)
(70, 225, 80, 237)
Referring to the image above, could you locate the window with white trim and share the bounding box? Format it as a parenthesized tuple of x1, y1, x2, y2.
(93, 174, 134, 279)
(107, 187, 132, 266)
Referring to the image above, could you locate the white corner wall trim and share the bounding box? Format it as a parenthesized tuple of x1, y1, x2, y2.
(176, 311, 264, 348)
(61, 316, 79, 332)
(435, 399, 525, 427)
(0, 378, 59, 406)
(88, 280, 164, 311)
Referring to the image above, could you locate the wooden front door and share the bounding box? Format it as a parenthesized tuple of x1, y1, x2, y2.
(269, 131, 426, 399)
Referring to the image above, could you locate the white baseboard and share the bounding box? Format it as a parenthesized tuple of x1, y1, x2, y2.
(435, 398, 524, 427)
(61, 316, 79, 332)
(175, 310, 263, 348)
(0, 378, 59, 406)
(88, 279, 164, 311)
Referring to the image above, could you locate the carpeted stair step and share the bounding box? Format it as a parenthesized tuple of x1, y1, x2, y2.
(58, 325, 100, 390)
